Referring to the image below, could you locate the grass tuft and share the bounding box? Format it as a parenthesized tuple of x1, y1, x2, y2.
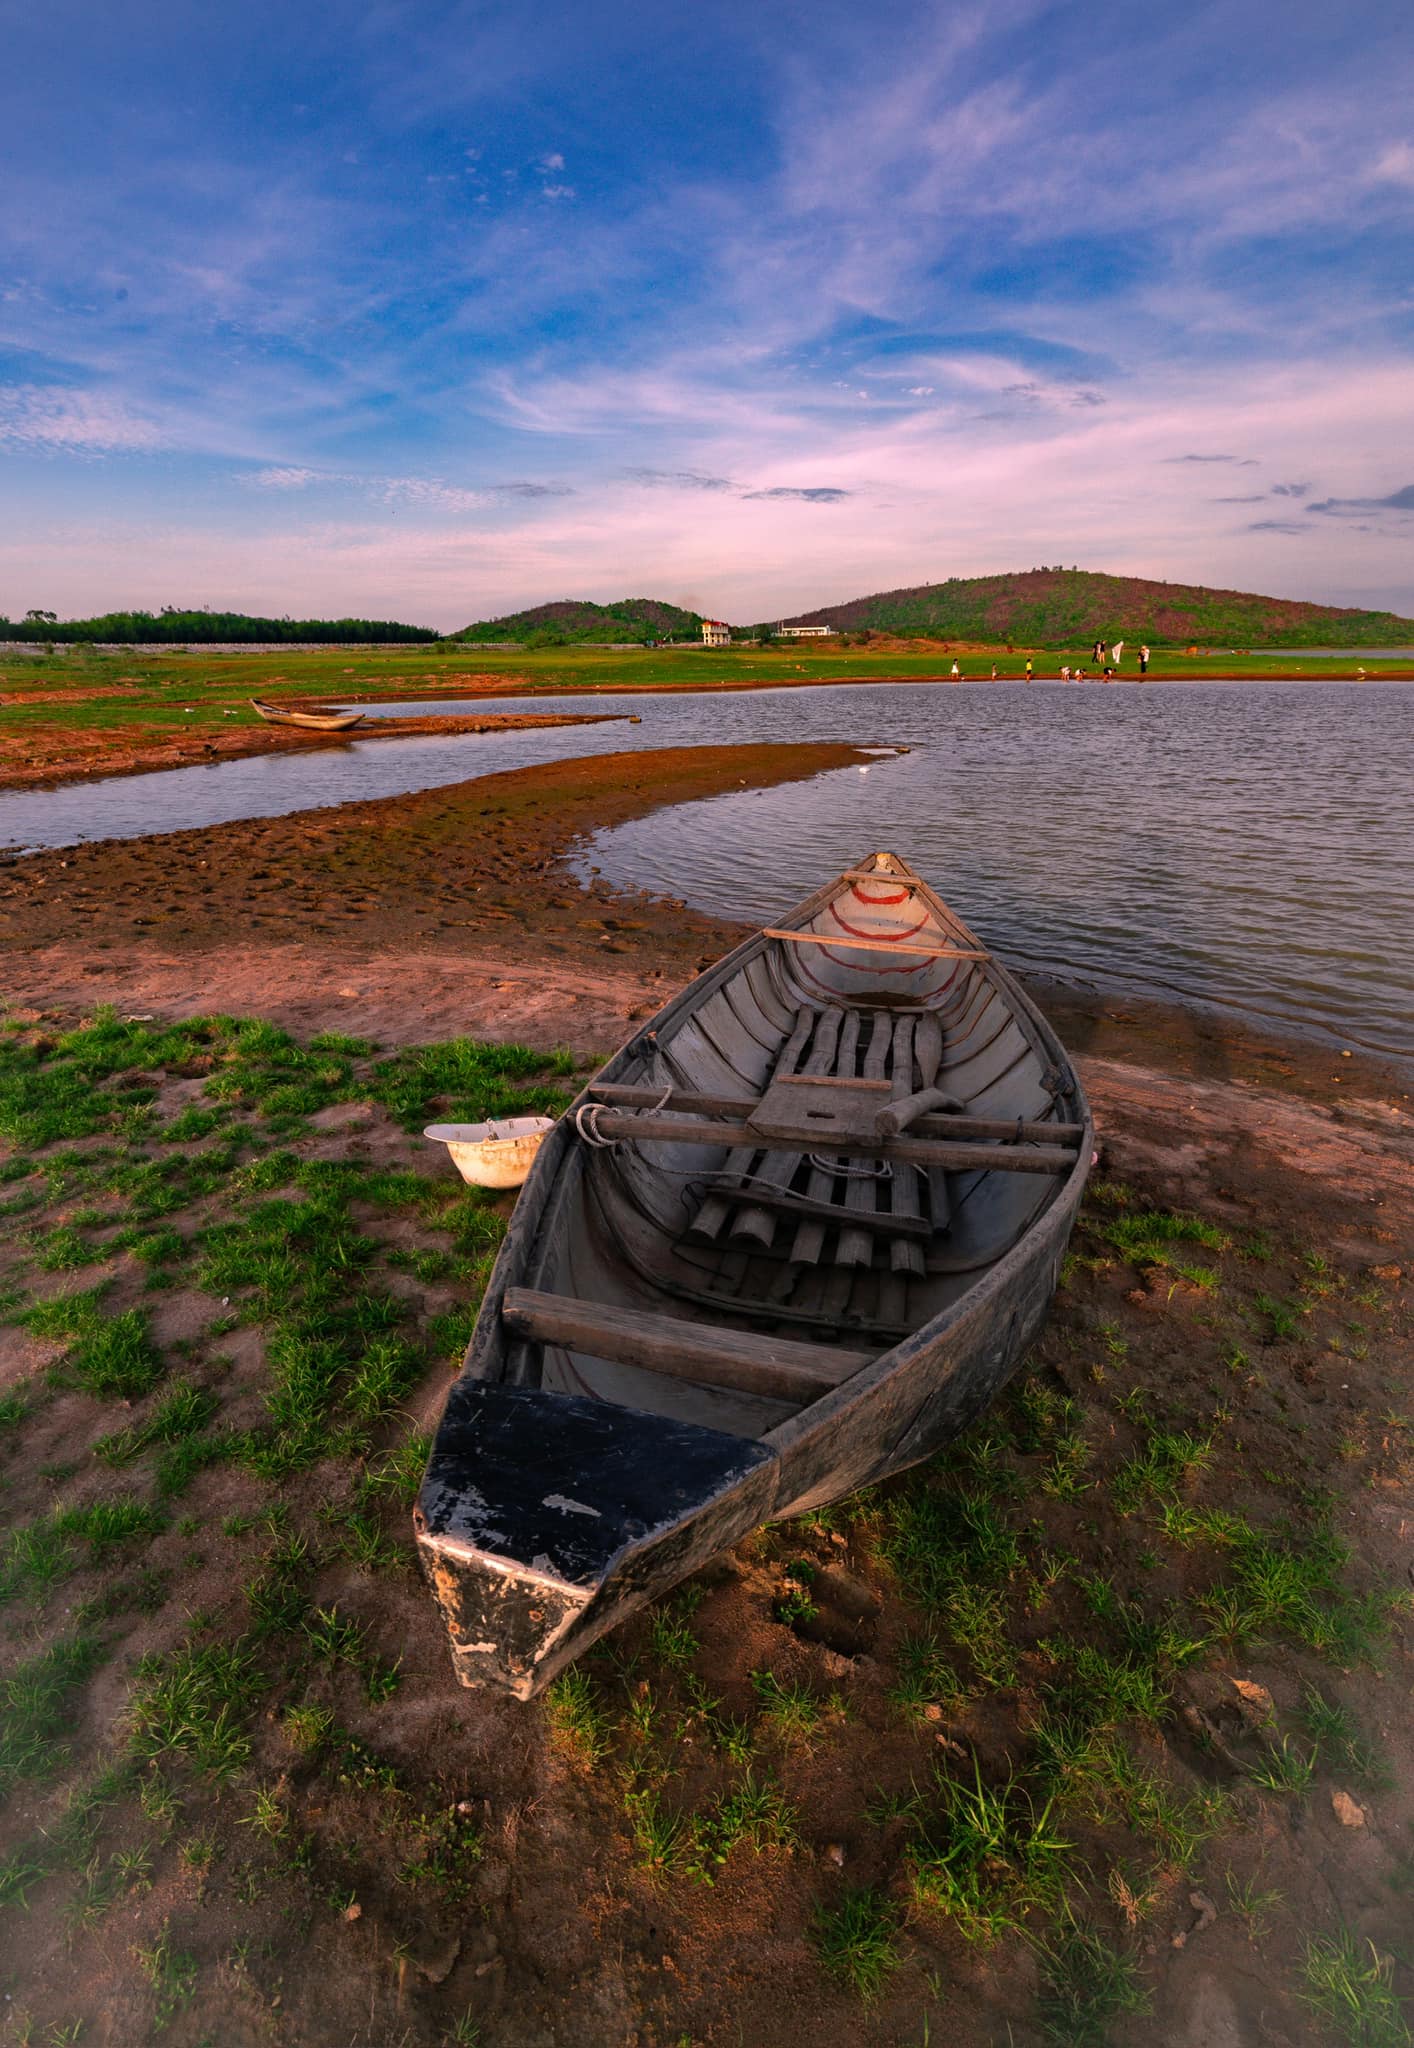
(811, 1887, 901, 1999)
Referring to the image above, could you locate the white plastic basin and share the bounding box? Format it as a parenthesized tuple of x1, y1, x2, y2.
(423, 1116, 556, 1189)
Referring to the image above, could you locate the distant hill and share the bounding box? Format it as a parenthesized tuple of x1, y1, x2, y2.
(2, 608, 438, 644)
(452, 597, 704, 645)
(781, 570, 1414, 647)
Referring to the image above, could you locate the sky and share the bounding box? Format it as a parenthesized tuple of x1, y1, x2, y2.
(2, 0, 1413, 629)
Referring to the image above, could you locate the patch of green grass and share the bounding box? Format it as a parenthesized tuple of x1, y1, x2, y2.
(302, 1603, 400, 1700)
(1245, 1734, 1316, 1795)
(132, 1917, 198, 2030)
(707, 1771, 798, 1863)
(888, 1630, 967, 1721)
(397, 1806, 484, 1898)
(811, 1887, 901, 1999)
(1252, 1292, 1305, 1343)
(31, 1220, 110, 1272)
(545, 1669, 613, 1765)
(1300, 1931, 1412, 2048)
(1300, 1687, 1391, 1789)
(0, 1494, 163, 1604)
(95, 1381, 217, 1467)
(368, 1036, 574, 1132)
(244, 1530, 312, 1637)
(1100, 1207, 1229, 1273)
(1202, 1517, 1393, 1661)
(0, 1631, 108, 1795)
(127, 1639, 261, 1781)
(907, 1759, 1071, 1943)
(622, 1786, 708, 1880)
(1035, 1921, 1150, 2045)
(24, 1289, 163, 1398)
(872, 1471, 1022, 1685)
(1224, 1870, 1282, 1940)
(1111, 1427, 1212, 1515)
(751, 1668, 824, 1743)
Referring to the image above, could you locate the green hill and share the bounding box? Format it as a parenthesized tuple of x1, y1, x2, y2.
(452, 597, 704, 645)
(781, 570, 1414, 647)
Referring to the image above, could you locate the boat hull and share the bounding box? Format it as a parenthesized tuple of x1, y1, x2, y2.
(416, 852, 1092, 1697)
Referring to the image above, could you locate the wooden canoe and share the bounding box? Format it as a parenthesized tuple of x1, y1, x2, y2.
(415, 851, 1093, 1699)
(248, 698, 366, 731)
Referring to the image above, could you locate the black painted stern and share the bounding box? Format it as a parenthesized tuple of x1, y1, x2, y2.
(414, 1380, 779, 1700)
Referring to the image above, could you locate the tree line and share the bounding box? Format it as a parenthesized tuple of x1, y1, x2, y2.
(1, 607, 439, 644)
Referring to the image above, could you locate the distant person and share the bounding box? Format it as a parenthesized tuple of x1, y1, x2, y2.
(950, 659, 960, 679)
(1025, 658, 1033, 682)
(991, 663, 997, 680)
(1103, 665, 1114, 681)
(1075, 665, 1085, 681)
(1139, 643, 1150, 675)
(1093, 637, 1104, 663)
(1060, 664, 1071, 681)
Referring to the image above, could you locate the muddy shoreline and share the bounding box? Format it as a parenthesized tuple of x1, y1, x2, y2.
(0, 708, 617, 794)
(2, 737, 1408, 1109)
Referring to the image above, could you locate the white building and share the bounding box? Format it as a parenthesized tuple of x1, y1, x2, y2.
(701, 619, 731, 646)
(778, 623, 834, 638)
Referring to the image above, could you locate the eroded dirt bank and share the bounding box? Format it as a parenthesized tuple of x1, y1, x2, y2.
(0, 707, 616, 792)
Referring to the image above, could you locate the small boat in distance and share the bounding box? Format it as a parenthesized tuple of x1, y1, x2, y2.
(416, 852, 1092, 1700)
(249, 699, 366, 731)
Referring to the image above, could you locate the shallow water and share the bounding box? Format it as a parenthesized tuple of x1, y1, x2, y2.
(2, 681, 1410, 1062)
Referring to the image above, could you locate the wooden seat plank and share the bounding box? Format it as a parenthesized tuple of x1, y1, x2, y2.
(502, 1286, 874, 1405)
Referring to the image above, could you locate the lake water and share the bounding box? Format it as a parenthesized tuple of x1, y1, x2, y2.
(2, 681, 1409, 1063)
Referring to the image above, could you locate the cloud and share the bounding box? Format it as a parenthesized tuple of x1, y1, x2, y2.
(1212, 494, 1266, 503)
(0, 384, 162, 453)
(1270, 481, 1310, 497)
(537, 152, 566, 173)
(251, 466, 320, 489)
(1245, 519, 1307, 534)
(741, 486, 851, 502)
(1306, 483, 1414, 515)
(1162, 453, 1258, 464)
(623, 467, 737, 491)
(540, 184, 575, 201)
(1370, 141, 1414, 186)
(244, 467, 571, 508)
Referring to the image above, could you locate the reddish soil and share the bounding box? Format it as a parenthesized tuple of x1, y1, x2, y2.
(0, 706, 618, 793)
(1, 740, 1411, 2047)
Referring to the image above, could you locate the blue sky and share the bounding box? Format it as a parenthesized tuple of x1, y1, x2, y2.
(3, 0, 1412, 627)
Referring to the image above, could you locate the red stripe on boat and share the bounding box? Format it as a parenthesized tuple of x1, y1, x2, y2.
(825, 902, 935, 943)
(847, 883, 910, 906)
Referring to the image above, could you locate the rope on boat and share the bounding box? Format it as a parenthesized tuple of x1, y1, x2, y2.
(573, 1082, 673, 1148)
(810, 1154, 893, 1180)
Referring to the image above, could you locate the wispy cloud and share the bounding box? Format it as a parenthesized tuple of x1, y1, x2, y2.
(741, 486, 851, 502)
(1306, 483, 1414, 516)
(0, 384, 162, 453)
